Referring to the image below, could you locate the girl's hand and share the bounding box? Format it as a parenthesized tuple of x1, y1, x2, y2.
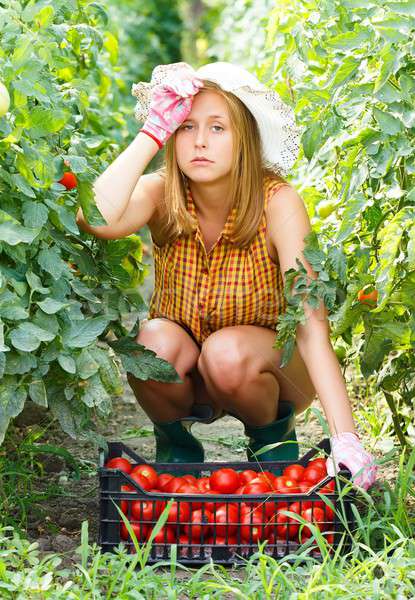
(326, 432, 377, 491)
(141, 66, 204, 148)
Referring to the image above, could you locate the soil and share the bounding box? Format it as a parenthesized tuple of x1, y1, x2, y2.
(18, 226, 399, 573)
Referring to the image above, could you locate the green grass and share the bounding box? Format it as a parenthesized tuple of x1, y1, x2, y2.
(0, 446, 413, 599)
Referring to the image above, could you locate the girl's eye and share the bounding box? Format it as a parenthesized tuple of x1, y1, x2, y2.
(180, 125, 223, 131)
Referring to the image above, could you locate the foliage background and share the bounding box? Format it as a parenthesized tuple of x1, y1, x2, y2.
(0, 0, 414, 450)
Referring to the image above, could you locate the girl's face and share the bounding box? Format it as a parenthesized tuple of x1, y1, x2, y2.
(174, 90, 234, 184)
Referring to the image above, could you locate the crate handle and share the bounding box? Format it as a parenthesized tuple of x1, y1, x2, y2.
(299, 438, 331, 465)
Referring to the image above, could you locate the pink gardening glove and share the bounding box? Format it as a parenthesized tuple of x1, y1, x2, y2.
(326, 432, 377, 491)
(141, 67, 204, 148)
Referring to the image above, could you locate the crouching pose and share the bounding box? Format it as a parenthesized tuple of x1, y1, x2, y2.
(77, 61, 377, 491)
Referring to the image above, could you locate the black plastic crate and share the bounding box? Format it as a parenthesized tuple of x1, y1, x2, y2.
(98, 439, 356, 565)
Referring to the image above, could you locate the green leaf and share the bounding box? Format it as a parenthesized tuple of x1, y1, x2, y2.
(0, 301, 29, 320)
(0, 222, 40, 245)
(58, 354, 77, 374)
(327, 56, 359, 90)
(22, 201, 49, 228)
(61, 317, 110, 348)
(28, 380, 48, 407)
(69, 279, 101, 303)
(325, 28, 371, 50)
(37, 247, 67, 280)
(80, 372, 110, 408)
(28, 107, 71, 138)
(26, 271, 50, 294)
(78, 180, 107, 227)
(37, 297, 71, 314)
(374, 207, 415, 310)
(11, 173, 37, 198)
(0, 353, 6, 378)
(335, 193, 372, 243)
(301, 121, 323, 161)
(4, 351, 37, 375)
(10, 322, 55, 351)
(76, 347, 100, 379)
(373, 107, 403, 135)
(44, 198, 79, 235)
(373, 43, 403, 93)
(117, 347, 182, 383)
(407, 221, 415, 268)
(0, 377, 26, 445)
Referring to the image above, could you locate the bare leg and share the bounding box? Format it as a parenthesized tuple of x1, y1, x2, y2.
(127, 318, 201, 423)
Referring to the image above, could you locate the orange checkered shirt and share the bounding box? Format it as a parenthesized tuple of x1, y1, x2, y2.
(147, 176, 288, 347)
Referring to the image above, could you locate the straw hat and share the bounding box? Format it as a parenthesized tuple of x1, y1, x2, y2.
(131, 61, 304, 177)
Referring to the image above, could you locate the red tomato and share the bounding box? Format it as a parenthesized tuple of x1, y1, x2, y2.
(243, 481, 271, 495)
(256, 471, 276, 488)
(182, 474, 198, 485)
(178, 532, 191, 544)
(326, 479, 336, 491)
(273, 476, 289, 491)
(147, 525, 176, 544)
(248, 477, 272, 492)
(148, 491, 167, 518)
(210, 468, 240, 494)
(322, 532, 335, 545)
(240, 509, 271, 543)
(302, 466, 325, 486)
(297, 481, 311, 493)
(131, 499, 160, 521)
(120, 521, 148, 542)
(235, 485, 245, 494)
(200, 490, 220, 513)
(176, 482, 203, 509)
(308, 458, 327, 473)
(238, 469, 258, 486)
(212, 503, 239, 537)
(120, 484, 134, 514)
(163, 477, 185, 493)
(283, 464, 305, 481)
(288, 500, 312, 514)
(300, 506, 327, 539)
(267, 511, 299, 540)
(130, 464, 158, 488)
(105, 457, 132, 473)
(128, 471, 152, 492)
(58, 171, 77, 190)
(197, 477, 211, 493)
(184, 509, 214, 540)
(157, 473, 174, 490)
(166, 500, 191, 525)
(278, 479, 301, 494)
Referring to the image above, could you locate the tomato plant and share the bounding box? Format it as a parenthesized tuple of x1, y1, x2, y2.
(0, 0, 185, 449)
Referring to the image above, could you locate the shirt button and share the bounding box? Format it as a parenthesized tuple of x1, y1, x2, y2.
(201, 267, 208, 274)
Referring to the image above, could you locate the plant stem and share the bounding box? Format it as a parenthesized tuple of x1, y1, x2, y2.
(382, 390, 412, 451)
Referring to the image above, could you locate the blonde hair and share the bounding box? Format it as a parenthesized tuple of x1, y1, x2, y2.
(154, 80, 287, 248)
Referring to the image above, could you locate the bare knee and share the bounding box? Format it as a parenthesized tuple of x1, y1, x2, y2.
(134, 318, 200, 379)
(198, 340, 247, 394)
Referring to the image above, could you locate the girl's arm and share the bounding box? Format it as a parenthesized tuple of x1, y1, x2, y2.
(267, 185, 377, 490)
(267, 184, 356, 433)
(76, 131, 159, 235)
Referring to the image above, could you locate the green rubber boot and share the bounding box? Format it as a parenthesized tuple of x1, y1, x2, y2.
(153, 419, 205, 464)
(243, 400, 299, 466)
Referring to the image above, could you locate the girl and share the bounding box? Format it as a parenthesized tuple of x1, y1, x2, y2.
(76, 62, 377, 490)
